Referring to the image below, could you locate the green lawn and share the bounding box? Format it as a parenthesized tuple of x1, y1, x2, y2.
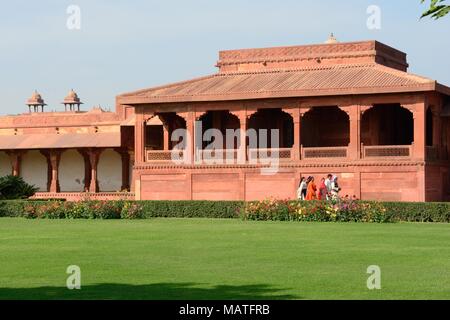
(0, 218, 449, 300)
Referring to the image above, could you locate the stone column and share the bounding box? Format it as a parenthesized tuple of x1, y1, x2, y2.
(348, 106, 362, 160)
(283, 107, 301, 160)
(135, 110, 146, 164)
(408, 102, 426, 160)
(7, 151, 23, 177)
(49, 150, 62, 193)
(163, 123, 170, 151)
(88, 149, 103, 193)
(230, 110, 248, 164)
(194, 111, 207, 164)
(179, 112, 194, 164)
(39, 150, 51, 191)
(129, 151, 135, 192)
(81, 150, 91, 192)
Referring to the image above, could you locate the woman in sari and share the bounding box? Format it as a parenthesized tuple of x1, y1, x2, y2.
(318, 177, 328, 200)
(305, 176, 317, 200)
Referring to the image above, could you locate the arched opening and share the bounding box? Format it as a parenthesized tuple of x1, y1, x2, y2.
(426, 107, 433, 147)
(301, 106, 349, 147)
(145, 116, 164, 150)
(59, 149, 85, 192)
(248, 108, 293, 148)
(361, 104, 413, 146)
(21, 150, 47, 191)
(198, 110, 240, 149)
(145, 113, 187, 151)
(0, 151, 11, 177)
(97, 149, 122, 192)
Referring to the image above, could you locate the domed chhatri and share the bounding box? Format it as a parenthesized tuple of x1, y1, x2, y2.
(26, 90, 47, 112)
(325, 33, 338, 44)
(62, 89, 83, 112)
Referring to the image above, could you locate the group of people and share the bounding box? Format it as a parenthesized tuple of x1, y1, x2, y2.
(297, 174, 341, 201)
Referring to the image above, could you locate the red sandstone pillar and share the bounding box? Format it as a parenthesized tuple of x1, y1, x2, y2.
(293, 109, 301, 161)
(7, 151, 23, 177)
(163, 124, 170, 151)
(81, 151, 91, 192)
(348, 106, 361, 159)
(282, 108, 301, 161)
(293, 115, 301, 160)
(135, 110, 146, 164)
(186, 113, 195, 164)
(230, 111, 248, 164)
(88, 149, 102, 193)
(240, 114, 248, 163)
(49, 150, 62, 193)
(409, 102, 426, 160)
(129, 151, 135, 192)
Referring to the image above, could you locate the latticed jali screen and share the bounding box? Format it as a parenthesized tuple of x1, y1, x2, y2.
(146, 150, 184, 161)
(303, 148, 347, 159)
(249, 149, 292, 160)
(364, 146, 410, 158)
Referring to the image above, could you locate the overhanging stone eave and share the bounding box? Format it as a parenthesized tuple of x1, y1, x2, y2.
(436, 83, 450, 96)
(117, 84, 436, 105)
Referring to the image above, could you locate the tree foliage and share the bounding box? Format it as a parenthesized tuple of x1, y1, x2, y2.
(421, 0, 450, 19)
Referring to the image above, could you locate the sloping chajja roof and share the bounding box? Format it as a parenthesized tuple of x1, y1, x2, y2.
(0, 132, 121, 150)
(118, 40, 450, 104)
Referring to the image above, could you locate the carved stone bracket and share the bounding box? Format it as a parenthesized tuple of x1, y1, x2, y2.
(195, 111, 207, 121)
(246, 110, 258, 119)
(360, 105, 373, 116)
(299, 107, 312, 116)
(337, 106, 351, 117)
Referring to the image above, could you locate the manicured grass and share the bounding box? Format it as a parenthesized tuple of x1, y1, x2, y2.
(0, 218, 449, 300)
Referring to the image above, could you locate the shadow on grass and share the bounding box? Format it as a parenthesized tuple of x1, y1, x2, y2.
(0, 282, 297, 300)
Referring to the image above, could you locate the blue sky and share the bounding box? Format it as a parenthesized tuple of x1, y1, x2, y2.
(1, 0, 449, 115)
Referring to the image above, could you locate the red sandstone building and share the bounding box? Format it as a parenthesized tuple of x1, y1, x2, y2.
(1, 38, 450, 202)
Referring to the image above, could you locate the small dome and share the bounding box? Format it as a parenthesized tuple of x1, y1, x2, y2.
(325, 33, 338, 44)
(62, 89, 82, 104)
(26, 90, 46, 106)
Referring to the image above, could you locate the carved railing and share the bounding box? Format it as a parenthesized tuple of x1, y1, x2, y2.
(248, 148, 292, 162)
(146, 149, 184, 162)
(362, 144, 412, 158)
(32, 192, 135, 201)
(198, 149, 239, 162)
(301, 146, 348, 159)
(426, 146, 439, 161)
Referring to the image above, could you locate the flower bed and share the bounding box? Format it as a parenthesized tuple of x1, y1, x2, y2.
(240, 198, 388, 223)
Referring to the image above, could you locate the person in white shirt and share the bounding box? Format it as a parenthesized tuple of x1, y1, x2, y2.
(297, 177, 308, 200)
(325, 174, 333, 200)
(331, 175, 341, 200)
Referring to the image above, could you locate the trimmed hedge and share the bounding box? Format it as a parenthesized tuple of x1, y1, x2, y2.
(382, 202, 450, 223)
(138, 201, 243, 218)
(0, 199, 449, 223)
(0, 200, 243, 220)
